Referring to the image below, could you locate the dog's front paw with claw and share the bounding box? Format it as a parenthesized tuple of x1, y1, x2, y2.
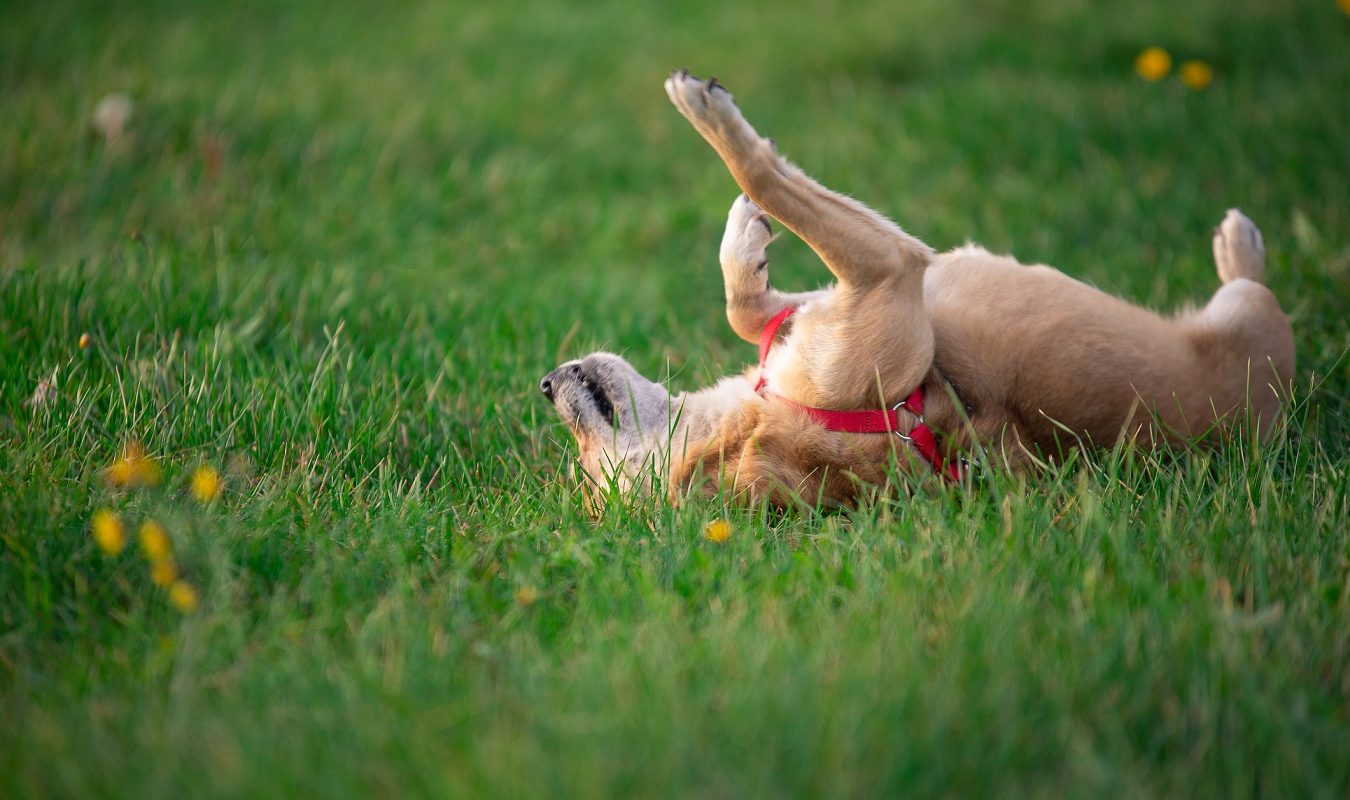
(720, 193, 774, 283)
(663, 69, 763, 155)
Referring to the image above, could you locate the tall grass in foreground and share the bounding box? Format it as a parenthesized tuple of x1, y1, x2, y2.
(2, 0, 1348, 795)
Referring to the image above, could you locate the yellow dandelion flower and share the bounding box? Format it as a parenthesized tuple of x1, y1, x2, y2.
(168, 580, 200, 614)
(515, 585, 539, 607)
(139, 520, 172, 562)
(151, 559, 179, 587)
(1341, 0, 1350, 16)
(704, 519, 732, 543)
(79, 333, 92, 350)
(1134, 47, 1172, 81)
(1179, 60, 1213, 90)
(104, 442, 162, 488)
(91, 509, 126, 555)
(190, 465, 222, 503)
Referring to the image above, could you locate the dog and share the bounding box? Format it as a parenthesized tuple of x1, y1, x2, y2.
(540, 71, 1295, 507)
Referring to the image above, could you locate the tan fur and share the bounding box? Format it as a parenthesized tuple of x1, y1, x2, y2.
(541, 73, 1296, 508)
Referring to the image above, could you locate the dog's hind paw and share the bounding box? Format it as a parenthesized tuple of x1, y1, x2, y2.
(1212, 209, 1266, 285)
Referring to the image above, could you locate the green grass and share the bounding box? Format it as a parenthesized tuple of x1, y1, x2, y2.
(3, 0, 1349, 795)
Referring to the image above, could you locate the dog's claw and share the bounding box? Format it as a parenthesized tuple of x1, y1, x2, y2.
(708, 76, 720, 92)
(758, 216, 772, 235)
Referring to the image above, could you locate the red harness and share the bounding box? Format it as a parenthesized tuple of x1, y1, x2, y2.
(755, 306, 964, 481)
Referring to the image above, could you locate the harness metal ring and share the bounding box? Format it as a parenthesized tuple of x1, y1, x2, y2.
(891, 399, 921, 442)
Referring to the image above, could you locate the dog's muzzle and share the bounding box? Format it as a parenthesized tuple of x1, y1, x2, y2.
(539, 370, 559, 401)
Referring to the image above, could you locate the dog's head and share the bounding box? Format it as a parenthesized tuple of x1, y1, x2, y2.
(539, 352, 673, 501)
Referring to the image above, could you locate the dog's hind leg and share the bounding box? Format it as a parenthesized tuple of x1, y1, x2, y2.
(720, 194, 830, 343)
(1184, 210, 1295, 436)
(665, 71, 933, 290)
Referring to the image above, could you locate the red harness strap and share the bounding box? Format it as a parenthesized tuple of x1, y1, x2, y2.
(755, 306, 963, 481)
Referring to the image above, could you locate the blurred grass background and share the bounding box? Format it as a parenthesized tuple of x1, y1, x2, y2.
(2, 0, 1348, 796)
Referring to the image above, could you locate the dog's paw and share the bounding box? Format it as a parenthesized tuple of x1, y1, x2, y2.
(1212, 209, 1266, 284)
(664, 69, 757, 145)
(720, 194, 774, 274)
(663, 69, 732, 117)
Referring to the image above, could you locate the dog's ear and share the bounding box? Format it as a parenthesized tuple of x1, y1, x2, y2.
(668, 405, 767, 505)
(667, 406, 820, 508)
(726, 414, 823, 509)
(668, 403, 884, 508)
(668, 440, 730, 504)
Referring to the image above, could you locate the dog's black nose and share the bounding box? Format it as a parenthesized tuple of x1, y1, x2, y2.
(539, 376, 555, 401)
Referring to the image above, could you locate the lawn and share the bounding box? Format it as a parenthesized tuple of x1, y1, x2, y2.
(2, 0, 1348, 795)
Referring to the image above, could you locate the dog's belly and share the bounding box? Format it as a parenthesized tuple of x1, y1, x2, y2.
(924, 249, 1224, 449)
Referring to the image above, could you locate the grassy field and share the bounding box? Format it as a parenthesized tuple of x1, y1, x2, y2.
(3, 0, 1348, 795)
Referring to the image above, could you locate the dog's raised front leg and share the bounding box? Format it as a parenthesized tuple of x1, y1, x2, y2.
(665, 71, 933, 289)
(721, 194, 830, 344)
(668, 71, 936, 408)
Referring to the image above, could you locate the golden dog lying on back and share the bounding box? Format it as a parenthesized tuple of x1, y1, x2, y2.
(540, 72, 1294, 507)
